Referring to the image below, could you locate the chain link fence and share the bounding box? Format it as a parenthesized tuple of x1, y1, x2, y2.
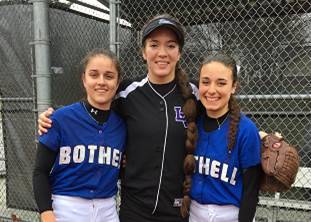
(119, 1, 311, 221)
(0, 0, 110, 221)
(0, 0, 310, 221)
(0, 1, 37, 221)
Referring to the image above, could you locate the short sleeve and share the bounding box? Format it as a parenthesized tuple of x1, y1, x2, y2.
(38, 115, 61, 152)
(239, 120, 261, 169)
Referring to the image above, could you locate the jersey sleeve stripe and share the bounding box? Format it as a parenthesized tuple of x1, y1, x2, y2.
(116, 77, 148, 99)
(190, 82, 199, 100)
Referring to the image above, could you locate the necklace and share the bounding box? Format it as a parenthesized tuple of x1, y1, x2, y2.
(216, 113, 229, 130)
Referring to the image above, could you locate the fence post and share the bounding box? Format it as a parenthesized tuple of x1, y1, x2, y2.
(31, 0, 52, 116)
(109, 0, 120, 56)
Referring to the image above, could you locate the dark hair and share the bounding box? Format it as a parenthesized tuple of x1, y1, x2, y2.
(142, 14, 197, 218)
(141, 14, 185, 52)
(199, 52, 240, 153)
(79, 48, 122, 81)
(176, 59, 198, 219)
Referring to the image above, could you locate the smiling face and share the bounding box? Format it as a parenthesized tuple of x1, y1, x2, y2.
(82, 55, 119, 110)
(199, 61, 237, 118)
(142, 27, 181, 84)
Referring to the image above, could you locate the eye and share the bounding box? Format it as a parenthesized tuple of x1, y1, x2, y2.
(88, 72, 98, 78)
(201, 79, 209, 85)
(148, 41, 158, 48)
(168, 44, 177, 49)
(105, 75, 113, 80)
(217, 81, 227, 86)
(104, 72, 116, 80)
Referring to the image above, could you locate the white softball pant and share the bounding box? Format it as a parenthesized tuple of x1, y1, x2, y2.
(190, 200, 255, 222)
(52, 195, 119, 222)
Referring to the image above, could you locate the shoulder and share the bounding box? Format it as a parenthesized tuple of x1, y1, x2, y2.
(237, 113, 261, 166)
(51, 102, 82, 121)
(109, 110, 125, 125)
(239, 113, 258, 130)
(238, 113, 260, 139)
(116, 76, 148, 98)
(107, 111, 127, 136)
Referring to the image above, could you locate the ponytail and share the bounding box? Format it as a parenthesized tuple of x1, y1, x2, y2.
(228, 96, 240, 154)
(175, 65, 198, 218)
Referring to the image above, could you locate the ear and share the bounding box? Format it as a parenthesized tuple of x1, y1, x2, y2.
(231, 82, 237, 94)
(82, 73, 86, 88)
(116, 80, 120, 90)
(177, 54, 181, 62)
(177, 50, 181, 61)
(142, 48, 147, 61)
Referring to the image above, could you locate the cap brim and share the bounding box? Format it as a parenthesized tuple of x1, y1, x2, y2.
(142, 18, 184, 47)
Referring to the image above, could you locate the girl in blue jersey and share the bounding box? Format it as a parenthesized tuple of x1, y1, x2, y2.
(189, 53, 261, 222)
(33, 48, 126, 222)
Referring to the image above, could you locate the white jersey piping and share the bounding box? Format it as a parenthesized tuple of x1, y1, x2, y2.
(147, 79, 176, 214)
(190, 82, 199, 100)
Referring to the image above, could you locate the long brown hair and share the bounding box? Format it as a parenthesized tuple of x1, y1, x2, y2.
(142, 14, 197, 218)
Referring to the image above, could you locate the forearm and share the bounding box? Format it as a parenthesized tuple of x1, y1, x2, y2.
(33, 143, 57, 213)
(239, 164, 262, 222)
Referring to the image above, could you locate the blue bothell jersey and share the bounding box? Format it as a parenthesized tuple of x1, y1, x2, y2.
(39, 102, 126, 199)
(190, 113, 261, 207)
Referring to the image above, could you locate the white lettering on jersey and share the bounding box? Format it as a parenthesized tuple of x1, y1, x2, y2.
(198, 156, 210, 175)
(230, 167, 238, 185)
(210, 160, 220, 178)
(59, 146, 71, 164)
(73, 145, 85, 163)
(221, 163, 229, 182)
(98, 146, 111, 165)
(195, 155, 238, 186)
(88, 145, 97, 163)
(111, 149, 120, 168)
(58, 145, 121, 168)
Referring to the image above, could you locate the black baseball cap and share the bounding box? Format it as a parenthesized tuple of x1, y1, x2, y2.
(142, 17, 185, 48)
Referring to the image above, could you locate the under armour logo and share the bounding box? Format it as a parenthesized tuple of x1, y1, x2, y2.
(91, 108, 98, 115)
(174, 106, 187, 128)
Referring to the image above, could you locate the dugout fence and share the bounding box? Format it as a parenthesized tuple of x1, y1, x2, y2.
(0, 0, 310, 221)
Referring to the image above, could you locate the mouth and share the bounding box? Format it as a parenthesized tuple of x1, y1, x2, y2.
(156, 61, 169, 66)
(205, 97, 220, 102)
(95, 89, 108, 93)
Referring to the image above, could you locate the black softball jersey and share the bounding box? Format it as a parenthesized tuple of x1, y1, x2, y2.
(114, 76, 198, 222)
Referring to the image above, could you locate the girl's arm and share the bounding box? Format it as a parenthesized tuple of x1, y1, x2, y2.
(238, 164, 262, 222)
(33, 143, 57, 215)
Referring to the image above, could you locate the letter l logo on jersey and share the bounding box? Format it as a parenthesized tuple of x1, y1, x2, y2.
(174, 106, 187, 128)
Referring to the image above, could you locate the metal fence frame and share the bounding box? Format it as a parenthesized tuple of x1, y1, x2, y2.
(0, 0, 310, 221)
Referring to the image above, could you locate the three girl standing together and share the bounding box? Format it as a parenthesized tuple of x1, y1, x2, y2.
(34, 14, 261, 222)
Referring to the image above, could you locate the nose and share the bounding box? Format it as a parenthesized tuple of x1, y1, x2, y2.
(207, 83, 216, 94)
(158, 45, 168, 57)
(98, 74, 106, 85)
